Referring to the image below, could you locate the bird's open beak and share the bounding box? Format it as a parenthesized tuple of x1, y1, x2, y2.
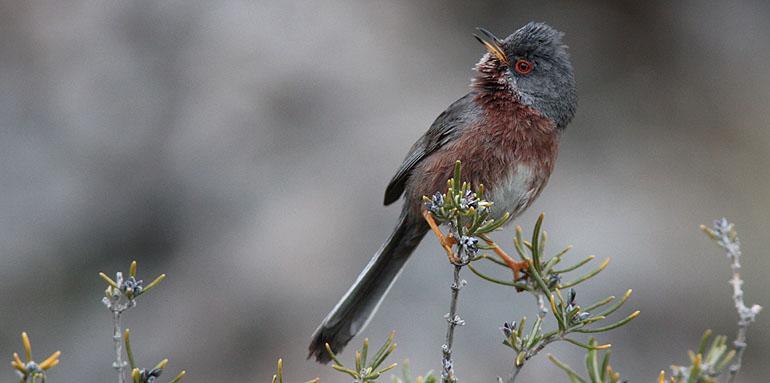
(474, 27, 509, 65)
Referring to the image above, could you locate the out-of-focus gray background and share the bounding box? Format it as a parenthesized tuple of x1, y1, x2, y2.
(1, 1, 768, 382)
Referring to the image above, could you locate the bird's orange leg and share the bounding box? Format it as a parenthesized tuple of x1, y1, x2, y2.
(422, 209, 460, 264)
(479, 234, 529, 281)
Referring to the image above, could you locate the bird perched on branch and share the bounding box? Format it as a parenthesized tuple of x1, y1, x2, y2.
(309, 22, 577, 362)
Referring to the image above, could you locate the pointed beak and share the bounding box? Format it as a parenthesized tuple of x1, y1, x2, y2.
(473, 27, 509, 65)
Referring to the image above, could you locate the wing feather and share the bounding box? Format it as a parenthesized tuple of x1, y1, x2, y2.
(383, 93, 477, 205)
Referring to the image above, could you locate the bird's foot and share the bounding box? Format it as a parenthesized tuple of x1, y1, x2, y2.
(479, 234, 529, 283)
(511, 260, 529, 280)
(422, 209, 463, 265)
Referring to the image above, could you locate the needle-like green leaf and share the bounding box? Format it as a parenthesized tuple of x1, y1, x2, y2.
(573, 311, 640, 333)
(552, 255, 596, 274)
(559, 258, 609, 289)
(548, 354, 588, 383)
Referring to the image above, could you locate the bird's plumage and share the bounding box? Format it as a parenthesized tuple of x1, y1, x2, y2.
(308, 22, 576, 363)
(308, 215, 427, 363)
(384, 94, 477, 206)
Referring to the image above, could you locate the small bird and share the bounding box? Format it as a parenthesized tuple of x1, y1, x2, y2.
(309, 22, 577, 362)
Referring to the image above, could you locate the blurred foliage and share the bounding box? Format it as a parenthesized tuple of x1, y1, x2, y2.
(550, 219, 762, 383)
(99, 261, 166, 307)
(423, 161, 638, 381)
(271, 359, 319, 383)
(100, 261, 184, 383)
(124, 329, 186, 383)
(390, 360, 437, 383)
(270, 333, 399, 383)
(324, 332, 399, 383)
(9, 261, 183, 383)
(548, 339, 622, 383)
(10, 332, 61, 383)
(8, 168, 760, 383)
(658, 330, 735, 383)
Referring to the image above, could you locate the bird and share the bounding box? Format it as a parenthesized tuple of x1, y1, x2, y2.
(308, 22, 577, 363)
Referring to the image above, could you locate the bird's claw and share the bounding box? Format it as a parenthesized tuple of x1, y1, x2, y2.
(423, 209, 463, 265)
(511, 260, 529, 280)
(479, 234, 528, 283)
(444, 234, 458, 247)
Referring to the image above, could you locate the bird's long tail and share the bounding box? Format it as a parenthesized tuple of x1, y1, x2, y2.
(308, 215, 427, 363)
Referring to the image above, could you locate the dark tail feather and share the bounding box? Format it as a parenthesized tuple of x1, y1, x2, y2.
(308, 216, 427, 363)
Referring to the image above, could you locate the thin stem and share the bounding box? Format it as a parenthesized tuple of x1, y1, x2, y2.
(506, 280, 549, 381)
(507, 332, 560, 383)
(726, 271, 750, 383)
(527, 334, 559, 360)
(703, 219, 762, 383)
(723, 244, 755, 381)
(507, 365, 522, 383)
(112, 309, 126, 383)
(423, 210, 458, 263)
(442, 265, 464, 383)
(727, 320, 749, 383)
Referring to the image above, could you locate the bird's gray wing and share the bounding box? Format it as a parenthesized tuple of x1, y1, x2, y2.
(383, 93, 477, 205)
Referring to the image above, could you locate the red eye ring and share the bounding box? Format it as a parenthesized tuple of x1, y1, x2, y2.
(514, 59, 533, 75)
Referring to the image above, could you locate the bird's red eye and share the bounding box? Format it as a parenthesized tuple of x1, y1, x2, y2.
(514, 59, 533, 75)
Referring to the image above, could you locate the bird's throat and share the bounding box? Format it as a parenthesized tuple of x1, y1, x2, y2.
(471, 54, 513, 92)
(471, 56, 513, 103)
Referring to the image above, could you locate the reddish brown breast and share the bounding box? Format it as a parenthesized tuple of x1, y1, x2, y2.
(408, 99, 559, 218)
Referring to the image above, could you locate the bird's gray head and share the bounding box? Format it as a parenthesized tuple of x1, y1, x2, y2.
(473, 22, 577, 129)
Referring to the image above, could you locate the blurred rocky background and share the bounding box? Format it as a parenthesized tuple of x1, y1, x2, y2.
(0, 1, 768, 382)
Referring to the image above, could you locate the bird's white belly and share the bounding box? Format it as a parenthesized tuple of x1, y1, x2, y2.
(487, 163, 539, 219)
